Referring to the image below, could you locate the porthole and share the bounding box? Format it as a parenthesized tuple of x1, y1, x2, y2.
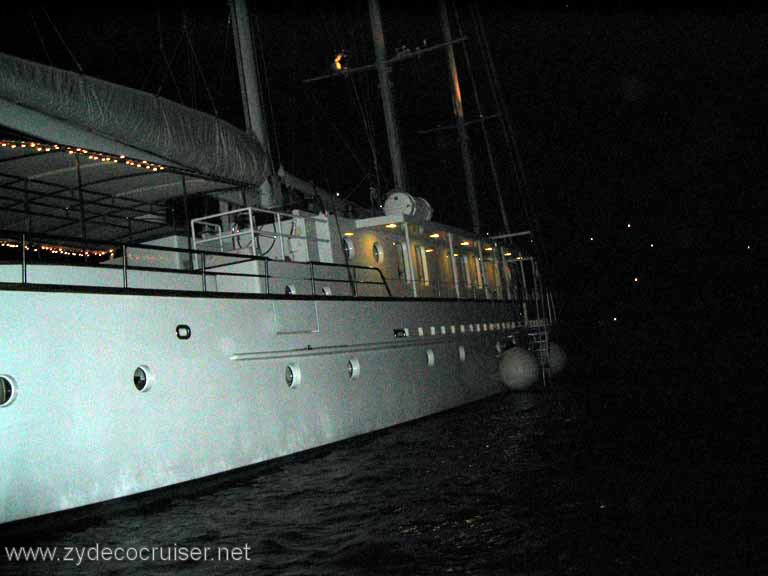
(343, 237, 355, 260)
(426, 349, 435, 367)
(347, 357, 361, 380)
(321, 286, 332, 296)
(285, 284, 296, 295)
(372, 242, 383, 264)
(458, 345, 466, 363)
(285, 364, 301, 388)
(0, 375, 17, 407)
(133, 365, 154, 392)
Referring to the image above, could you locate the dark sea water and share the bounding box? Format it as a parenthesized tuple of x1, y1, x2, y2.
(2, 311, 764, 575)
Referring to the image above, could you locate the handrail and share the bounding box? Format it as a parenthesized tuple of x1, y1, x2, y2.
(0, 230, 391, 298)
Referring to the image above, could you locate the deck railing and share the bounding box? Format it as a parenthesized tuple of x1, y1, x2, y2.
(0, 231, 390, 297)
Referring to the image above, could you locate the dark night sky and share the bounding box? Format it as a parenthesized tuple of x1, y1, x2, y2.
(1, 2, 762, 336)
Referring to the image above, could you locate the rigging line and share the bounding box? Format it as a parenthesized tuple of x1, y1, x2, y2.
(453, 1, 510, 235)
(155, 13, 187, 104)
(30, 14, 53, 66)
(471, 7, 533, 224)
(305, 88, 368, 178)
(472, 5, 548, 270)
(183, 15, 219, 116)
(341, 173, 370, 202)
(40, 6, 83, 73)
(348, 73, 380, 187)
(217, 15, 233, 101)
(253, 13, 280, 171)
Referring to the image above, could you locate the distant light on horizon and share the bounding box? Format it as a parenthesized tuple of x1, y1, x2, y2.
(589, 236, 594, 241)
(650, 243, 654, 248)
(634, 277, 639, 283)
(626, 223, 632, 229)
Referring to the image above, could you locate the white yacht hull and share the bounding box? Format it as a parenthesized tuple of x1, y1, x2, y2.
(0, 287, 515, 525)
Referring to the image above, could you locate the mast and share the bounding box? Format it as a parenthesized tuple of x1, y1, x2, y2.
(368, 0, 408, 195)
(230, 0, 280, 207)
(439, 0, 481, 234)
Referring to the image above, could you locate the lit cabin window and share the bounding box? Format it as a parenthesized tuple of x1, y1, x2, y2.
(461, 256, 471, 288)
(414, 246, 430, 287)
(474, 257, 484, 289)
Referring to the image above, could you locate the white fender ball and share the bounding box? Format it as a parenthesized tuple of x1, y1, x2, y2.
(548, 343, 567, 376)
(500, 347, 539, 390)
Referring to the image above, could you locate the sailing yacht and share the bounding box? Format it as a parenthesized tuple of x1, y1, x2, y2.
(0, 0, 560, 527)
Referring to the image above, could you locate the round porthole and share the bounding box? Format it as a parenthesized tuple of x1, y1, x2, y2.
(0, 375, 17, 407)
(347, 357, 361, 380)
(285, 364, 301, 388)
(133, 365, 154, 392)
(458, 345, 466, 363)
(372, 242, 383, 264)
(426, 349, 435, 367)
(343, 237, 355, 260)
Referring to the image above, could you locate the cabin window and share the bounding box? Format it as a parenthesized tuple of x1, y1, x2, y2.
(461, 256, 471, 289)
(133, 366, 154, 392)
(347, 358, 361, 380)
(372, 242, 383, 264)
(474, 257, 484, 289)
(343, 237, 355, 260)
(0, 375, 16, 406)
(285, 364, 301, 388)
(415, 246, 430, 287)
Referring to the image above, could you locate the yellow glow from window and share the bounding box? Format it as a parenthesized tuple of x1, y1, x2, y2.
(385, 223, 398, 229)
(425, 248, 434, 253)
(343, 232, 354, 237)
(428, 233, 440, 238)
(484, 247, 493, 251)
(460, 241, 470, 246)
(503, 252, 512, 257)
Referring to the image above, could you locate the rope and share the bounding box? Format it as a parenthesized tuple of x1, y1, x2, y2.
(40, 6, 84, 73)
(183, 15, 219, 116)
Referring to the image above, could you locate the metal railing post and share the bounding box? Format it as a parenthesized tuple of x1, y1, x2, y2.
(201, 253, 207, 292)
(265, 259, 270, 294)
(276, 213, 285, 260)
(309, 261, 316, 295)
(248, 208, 256, 256)
(122, 244, 128, 288)
(21, 233, 27, 284)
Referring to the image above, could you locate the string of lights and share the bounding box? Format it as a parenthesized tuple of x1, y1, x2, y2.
(0, 140, 167, 172)
(0, 240, 114, 258)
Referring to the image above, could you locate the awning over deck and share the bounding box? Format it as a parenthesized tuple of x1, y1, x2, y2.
(0, 52, 267, 241)
(0, 138, 249, 242)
